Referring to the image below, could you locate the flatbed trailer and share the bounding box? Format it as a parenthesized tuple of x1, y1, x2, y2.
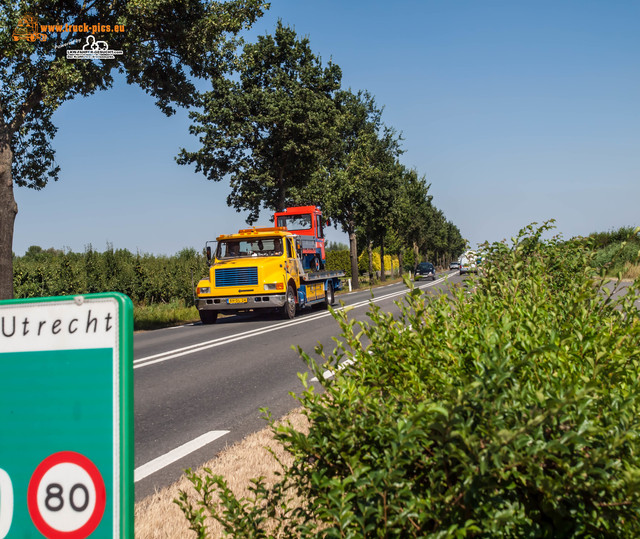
(295, 270, 344, 310)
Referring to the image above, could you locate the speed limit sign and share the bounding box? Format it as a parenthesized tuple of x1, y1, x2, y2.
(28, 452, 106, 539)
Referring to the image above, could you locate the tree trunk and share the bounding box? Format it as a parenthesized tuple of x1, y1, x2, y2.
(398, 249, 403, 279)
(380, 239, 386, 282)
(0, 128, 17, 299)
(276, 166, 286, 211)
(348, 221, 359, 289)
(367, 238, 373, 282)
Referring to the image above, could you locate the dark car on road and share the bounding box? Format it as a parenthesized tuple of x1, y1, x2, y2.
(414, 262, 436, 281)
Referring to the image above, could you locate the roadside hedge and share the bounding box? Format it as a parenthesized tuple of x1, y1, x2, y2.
(325, 249, 351, 276)
(13, 246, 208, 305)
(178, 221, 640, 537)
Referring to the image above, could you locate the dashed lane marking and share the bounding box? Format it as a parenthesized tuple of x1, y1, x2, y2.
(134, 430, 229, 483)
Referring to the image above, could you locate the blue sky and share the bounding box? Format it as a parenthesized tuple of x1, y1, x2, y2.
(13, 0, 640, 256)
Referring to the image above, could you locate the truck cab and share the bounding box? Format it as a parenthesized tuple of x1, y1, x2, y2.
(196, 228, 292, 323)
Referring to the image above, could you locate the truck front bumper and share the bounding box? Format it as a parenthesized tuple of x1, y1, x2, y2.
(197, 294, 286, 312)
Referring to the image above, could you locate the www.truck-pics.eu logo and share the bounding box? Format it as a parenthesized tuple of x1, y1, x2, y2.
(12, 12, 125, 59)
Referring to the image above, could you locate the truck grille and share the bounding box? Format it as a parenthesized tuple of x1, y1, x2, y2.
(215, 267, 258, 287)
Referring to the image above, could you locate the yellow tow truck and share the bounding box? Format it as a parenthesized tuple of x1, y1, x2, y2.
(195, 206, 344, 324)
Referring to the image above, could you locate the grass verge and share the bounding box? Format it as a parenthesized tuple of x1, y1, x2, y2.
(134, 301, 200, 331)
(621, 263, 640, 281)
(134, 410, 309, 538)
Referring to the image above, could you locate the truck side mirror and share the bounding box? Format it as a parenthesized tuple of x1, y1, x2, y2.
(326, 219, 331, 227)
(206, 246, 212, 262)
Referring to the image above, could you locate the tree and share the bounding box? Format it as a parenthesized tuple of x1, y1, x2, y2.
(394, 166, 433, 270)
(389, 165, 465, 270)
(444, 219, 465, 264)
(177, 20, 341, 223)
(354, 130, 403, 282)
(320, 90, 399, 288)
(426, 208, 449, 266)
(0, 0, 267, 299)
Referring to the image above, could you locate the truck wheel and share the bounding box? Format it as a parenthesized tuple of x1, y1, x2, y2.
(281, 283, 296, 320)
(312, 256, 321, 272)
(199, 310, 218, 325)
(324, 282, 334, 308)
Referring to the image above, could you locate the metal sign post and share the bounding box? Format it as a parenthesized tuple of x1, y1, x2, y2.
(0, 293, 133, 538)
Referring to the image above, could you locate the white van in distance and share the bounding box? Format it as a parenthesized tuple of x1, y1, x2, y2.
(459, 251, 478, 275)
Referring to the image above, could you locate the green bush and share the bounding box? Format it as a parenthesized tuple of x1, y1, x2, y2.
(326, 249, 352, 277)
(178, 221, 640, 537)
(592, 240, 640, 276)
(588, 226, 640, 277)
(133, 300, 200, 331)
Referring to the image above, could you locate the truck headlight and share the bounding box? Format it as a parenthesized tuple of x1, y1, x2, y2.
(197, 287, 211, 294)
(264, 283, 285, 291)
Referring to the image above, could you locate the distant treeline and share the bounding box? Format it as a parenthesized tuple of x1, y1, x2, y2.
(13, 245, 208, 305)
(13, 245, 393, 304)
(13, 225, 638, 305)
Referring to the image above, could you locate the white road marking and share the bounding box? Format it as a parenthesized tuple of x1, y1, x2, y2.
(134, 275, 450, 370)
(310, 324, 415, 382)
(134, 430, 229, 482)
(313, 357, 358, 381)
(134, 309, 334, 369)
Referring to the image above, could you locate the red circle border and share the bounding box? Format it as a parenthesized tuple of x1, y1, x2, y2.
(27, 451, 106, 539)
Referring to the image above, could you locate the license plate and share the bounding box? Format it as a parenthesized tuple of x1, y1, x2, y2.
(228, 298, 247, 304)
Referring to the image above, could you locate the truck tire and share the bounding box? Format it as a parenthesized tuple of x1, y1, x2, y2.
(199, 310, 218, 325)
(324, 281, 334, 309)
(281, 283, 296, 320)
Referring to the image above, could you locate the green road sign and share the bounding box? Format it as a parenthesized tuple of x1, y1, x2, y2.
(0, 293, 133, 538)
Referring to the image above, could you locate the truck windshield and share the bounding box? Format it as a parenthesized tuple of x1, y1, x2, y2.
(276, 214, 312, 231)
(217, 237, 284, 259)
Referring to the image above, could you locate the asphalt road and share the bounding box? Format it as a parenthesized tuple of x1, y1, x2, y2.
(133, 270, 462, 500)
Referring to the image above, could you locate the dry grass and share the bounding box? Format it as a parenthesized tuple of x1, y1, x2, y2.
(135, 410, 309, 538)
(622, 263, 640, 281)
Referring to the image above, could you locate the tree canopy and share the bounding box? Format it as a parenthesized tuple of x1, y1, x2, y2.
(317, 90, 393, 287)
(178, 20, 341, 223)
(0, 0, 268, 298)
